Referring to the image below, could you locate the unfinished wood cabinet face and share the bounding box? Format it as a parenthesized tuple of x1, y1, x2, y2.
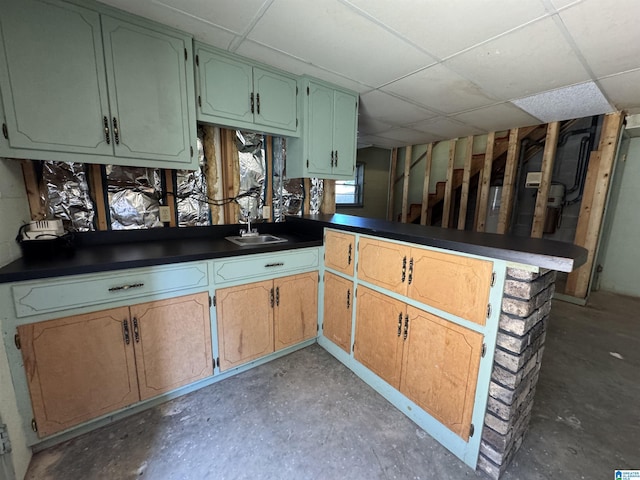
(354, 286, 405, 389)
(17, 307, 139, 437)
(130, 292, 213, 401)
(216, 280, 274, 371)
(400, 306, 483, 440)
(408, 247, 493, 326)
(274, 272, 318, 351)
(322, 272, 354, 353)
(324, 230, 355, 276)
(357, 237, 409, 296)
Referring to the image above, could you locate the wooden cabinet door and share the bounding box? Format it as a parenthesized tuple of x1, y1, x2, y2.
(400, 306, 483, 440)
(322, 272, 353, 353)
(216, 280, 274, 371)
(332, 90, 358, 177)
(307, 82, 334, 176)
(17, 307, 139, 437)
(357, 237, 409, 296)
(130, 292, 213, 401)
(354, 287, 405, 389)
(0, 0, 112, 155)
(274, 272, 318, 350)
(253, 67, 298, 132)
(324, 230, 355, 276)
(101, 15, 193, 166)
(197, 48, 253, 124)
(408, 247, 493, 325)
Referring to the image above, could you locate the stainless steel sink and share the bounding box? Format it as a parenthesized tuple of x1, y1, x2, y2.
(225, 234, 288, 246)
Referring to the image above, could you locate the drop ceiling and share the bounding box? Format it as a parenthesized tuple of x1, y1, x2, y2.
(98, 0, 640, 148)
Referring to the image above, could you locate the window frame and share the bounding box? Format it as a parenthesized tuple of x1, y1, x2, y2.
(335, 162, 364, 208)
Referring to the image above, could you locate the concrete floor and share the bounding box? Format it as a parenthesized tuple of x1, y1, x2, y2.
(25, 291, 640, 480)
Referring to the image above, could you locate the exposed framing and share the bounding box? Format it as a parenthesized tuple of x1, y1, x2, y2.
(531, 122, 560, 238)
(497, 128, 521, 234)
(442, 139, 457, 228)
(457, 137, 474, 230)
(420, 143, 434, 226)
(387, 148, 398, 221)
(401, 146, 412, 223)
(476, 131, 496, 232)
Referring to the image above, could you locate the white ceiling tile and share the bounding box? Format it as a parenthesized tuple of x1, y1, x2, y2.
(452, 103, 542, 132)
(358, 116, 394, 135)
(360, 90, 437, 125)
(548, 0, 585, 10)
(559, 0, 640, 77)
(344, 0, 548, 58)
(381, 64, 499, 114)
(376, 128, 442, 146)
(409, 117, 483, 139)
(234, 41, 371, 93)
(444, 17, 591, 101)
(598, 70, 640, 113)
(246, 0, 436, 87)
(357, 134, 401, 149)
(512, 82, 613, 122)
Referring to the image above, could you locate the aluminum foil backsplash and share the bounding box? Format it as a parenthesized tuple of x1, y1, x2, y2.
(236, 130, 265, 222)
(273, 137, 306, 221)
(176, 133, 210, 227)
(42, 161, 95, 231)
(107, 165, 163, 230)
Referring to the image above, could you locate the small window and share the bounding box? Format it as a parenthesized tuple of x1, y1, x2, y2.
(335, 163, 364, 207)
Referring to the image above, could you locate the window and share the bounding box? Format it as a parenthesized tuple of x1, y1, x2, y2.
(335, 163, 364, 207)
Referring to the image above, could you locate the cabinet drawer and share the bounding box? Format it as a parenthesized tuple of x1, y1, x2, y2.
(12, 262, 209, 318)
(213, 248, 319, 285)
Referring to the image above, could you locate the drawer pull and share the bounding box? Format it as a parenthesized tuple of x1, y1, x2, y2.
(348, 244, 352, 265)
(397, 312, 402, 337)
(346, 289, 350, 309)
(265, 262, 284, 268)
(275, 286, 280, 306)
(270, 288, 274, 308)
(401, 256, 407, 283)
(408, 258, 414, 285)
(108, 282, 144, 292)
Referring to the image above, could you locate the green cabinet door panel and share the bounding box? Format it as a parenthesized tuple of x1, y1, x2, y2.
(101, 16, 193, 165)
(333, 91, 358, 177)
(0, 0, 112, 155)
(197, 48, 253, 124)
(253, 68, 297, 132)
(307, 82, 334, 176)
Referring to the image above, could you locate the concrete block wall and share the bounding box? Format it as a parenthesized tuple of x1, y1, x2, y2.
(477, 267, 557, 479)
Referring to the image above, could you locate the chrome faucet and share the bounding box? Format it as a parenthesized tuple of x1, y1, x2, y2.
(240, 215, 259, 237)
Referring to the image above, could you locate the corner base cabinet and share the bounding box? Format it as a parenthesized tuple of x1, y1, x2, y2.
(17, 292, 212, 437)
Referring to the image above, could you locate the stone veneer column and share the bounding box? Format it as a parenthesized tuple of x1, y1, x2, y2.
(477, 267, 557, 479)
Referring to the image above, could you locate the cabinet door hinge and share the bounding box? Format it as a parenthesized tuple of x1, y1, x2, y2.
(296, 118, 298, 128)
(306, 159, 309, 168)
(317, 323, 320, 333)
(2, 123, 7, 140)
(490, 272, 496, 287)
(209, 295, 212, 307)
(14, 334, 20, 350)
(184, 48, 188, 61)
(469, 423, 475, 438)
(306, 86, 310, 95)
(195, 54, 199, 67)
(318, 272, 321, 283)
(198, 95, 202, 107)
(0, 424, 11, 455)
(352, 341, 355, 353)
(190, 145, 194, 157)
(296, 86, 298, 95)
(31, 419, 38, 433)
(212, 295, 216, 307)
(482, 343, 487, 358)
(216, 357, 220, 368)
(487, 304, 492, 318)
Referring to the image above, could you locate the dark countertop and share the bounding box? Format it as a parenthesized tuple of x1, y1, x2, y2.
(0, 221, 324, 283)
(287, 214, 587, 273)
(0, 213, 587, 283)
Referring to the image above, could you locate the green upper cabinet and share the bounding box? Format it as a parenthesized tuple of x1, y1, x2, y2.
(0, 0, 112, 156)
(101, 15, 194, 165)
(287, 78, 359, 180)
(0, 0, 197, 169)
(195, 43, 299, 137)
